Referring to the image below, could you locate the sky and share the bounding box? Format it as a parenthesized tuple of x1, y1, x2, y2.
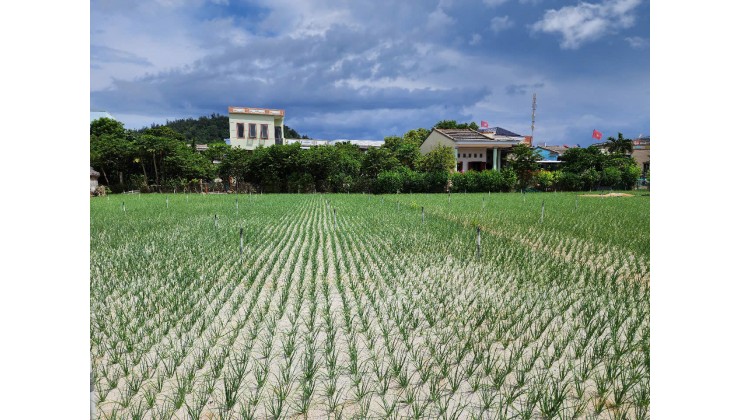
(90, 0, 649, 145)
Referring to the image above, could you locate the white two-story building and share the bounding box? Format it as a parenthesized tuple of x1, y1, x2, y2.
(228, 106, 285, 150)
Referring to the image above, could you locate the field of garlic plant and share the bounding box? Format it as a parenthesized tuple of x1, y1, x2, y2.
(90, 191, 649, 419)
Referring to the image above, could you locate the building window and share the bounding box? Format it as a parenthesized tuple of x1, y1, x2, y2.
(260, 124, 269, 139)
(248, 124, 257, 138)
(236, 123, 245, 139)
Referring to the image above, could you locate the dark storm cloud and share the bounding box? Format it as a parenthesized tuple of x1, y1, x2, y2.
(91, 0, 650, 141)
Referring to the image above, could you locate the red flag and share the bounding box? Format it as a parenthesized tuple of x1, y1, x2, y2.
(592, 129, 602, 140)
(481, 120, 489, 128)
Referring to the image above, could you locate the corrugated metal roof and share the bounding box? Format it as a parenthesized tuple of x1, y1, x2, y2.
(480, 126, 522, 137)
(436, 129, 492, 141)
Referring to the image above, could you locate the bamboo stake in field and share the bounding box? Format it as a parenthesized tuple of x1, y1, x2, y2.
(448, 192, 451, 204)
(166, 196, 169, 209)
(333, 209, 337, 229)
(236, 197, 239, 215)
(476, 226, 481, 260)
(240, 228, 244, 258)
(215, 214, 218, 228)
(122, 202, 125, 213)
(540, 200, 545, 224)
(422, 206, 425, 223)
(397, 201, 399, 211)
(575, 195, 579, 211)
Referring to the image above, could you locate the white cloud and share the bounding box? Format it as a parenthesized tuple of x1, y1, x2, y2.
(90, 0, 649, 140)
(483, 0, 509, 8)
(490, 16, 514, 34)
(625, 36, 648, 49)
(427, 7, 456, 27)
(532, 0, 642, 49)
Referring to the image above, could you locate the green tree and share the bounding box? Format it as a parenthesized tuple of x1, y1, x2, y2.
(434, 120, 461, 129)
(402, 128, 430, 147)
(329, 142, 363, 192)
(91, 118, 125, 138)
(163, 142, 214, 181)
(606, 132, 633, 155)
(361, 147, 400, 179)
(533, 170, 555, 191)
(560, 146, 606, 173)
(203, 143, 231, 163)
(601, 167, 622, 187)
(218, 147, 251, 181)
(301, 146, 339, 189)
(416, 145, 456, 173)
(433, 120, 480, 130)
(507, 144, 542, 188)
(90, 130, 133, 187)
(382, 136, 404, 152)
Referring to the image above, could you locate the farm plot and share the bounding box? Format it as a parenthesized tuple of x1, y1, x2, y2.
(90, 192, 649, 419)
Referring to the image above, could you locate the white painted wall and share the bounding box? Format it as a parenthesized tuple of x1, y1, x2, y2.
(456, 147, 487, 172)
(229, 114, 285, 150)
(420, 131, 455, 154)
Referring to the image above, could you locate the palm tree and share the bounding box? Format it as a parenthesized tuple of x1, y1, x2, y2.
(605, 132, 633, 155)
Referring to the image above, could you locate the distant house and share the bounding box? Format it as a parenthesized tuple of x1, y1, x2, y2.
(228, 106, 285, 150)
(90, 167, 100, 194)
(328, 139, 384, 151)
(420, 128, 524, 172)
(283, 138, 384, 151)
(532, 146, 572, 170)
(631, 136, 650, 175)
(284, 139, 330, 149)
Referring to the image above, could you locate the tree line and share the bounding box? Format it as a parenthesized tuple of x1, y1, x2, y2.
(91, 117, 641, 193)
(137, 113, 308, 145)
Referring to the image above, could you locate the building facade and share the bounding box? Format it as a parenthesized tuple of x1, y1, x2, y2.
(420, 128, 524, 172)
(228, 106, 285, 150)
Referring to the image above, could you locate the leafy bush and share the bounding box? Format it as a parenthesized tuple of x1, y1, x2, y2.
(449, 172, 470, 193)
(581, 168, 600, 190)
(374, 171, 404, 194)
(621, 164, 641, 190)
(449, 170, 515, 193)
(533, 170, 555, 191)
(554, 171, 583, 191)
(601, 167, 622, 188)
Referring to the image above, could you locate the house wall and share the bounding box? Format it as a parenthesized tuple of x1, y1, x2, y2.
(420, 131, 455, 155)
(457, 147, 488, 172)
(229, 114, 285, 150)
(631, 149, 650, 174)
